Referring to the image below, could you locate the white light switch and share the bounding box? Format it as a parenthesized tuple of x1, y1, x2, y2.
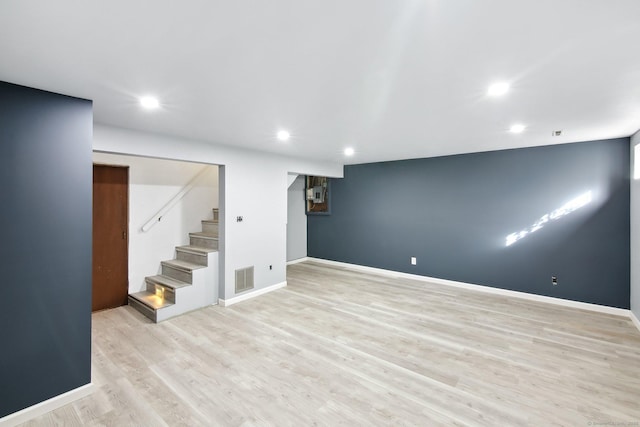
(411, 257, 417, 265)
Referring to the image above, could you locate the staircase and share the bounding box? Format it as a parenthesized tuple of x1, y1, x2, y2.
(128, 208, 220, 322)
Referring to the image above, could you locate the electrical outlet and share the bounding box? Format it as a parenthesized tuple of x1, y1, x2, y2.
(411, 257, 417, 265)
(551, 276, 558, 286)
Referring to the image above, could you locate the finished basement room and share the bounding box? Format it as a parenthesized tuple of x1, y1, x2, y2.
(1, 1, 640, 426)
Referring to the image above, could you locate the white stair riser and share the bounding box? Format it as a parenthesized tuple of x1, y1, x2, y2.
(144, 281, 176, 303)
(162, 264, 193, 283)
(190, 236, 218, 250)
(176, 250, 208, 266)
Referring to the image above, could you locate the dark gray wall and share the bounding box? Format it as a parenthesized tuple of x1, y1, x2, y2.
(0, 81, 93, 417)
(308, 138, 630, 308)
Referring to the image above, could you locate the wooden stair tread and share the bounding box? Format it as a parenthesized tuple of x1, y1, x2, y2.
(189, 231, 218, 240)
(202, 219, 218, 224)
(161, 259, 206, 271)
(146, 275, 191, 290)
(129, 291, 174, 310)
(176, 245, 217, 255)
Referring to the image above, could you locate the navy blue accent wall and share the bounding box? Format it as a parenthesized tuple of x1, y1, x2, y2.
(308, 139, 630, 308)
(0, 81, 92, 417)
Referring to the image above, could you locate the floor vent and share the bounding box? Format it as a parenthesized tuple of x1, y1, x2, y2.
(235, 266, 254, 293)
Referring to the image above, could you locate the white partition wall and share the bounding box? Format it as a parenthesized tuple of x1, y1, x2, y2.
(93, 124, 343, 303)
(287, 175, 307, 262)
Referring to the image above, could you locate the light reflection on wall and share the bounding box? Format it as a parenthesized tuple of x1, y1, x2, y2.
(505, 191, 593, 247)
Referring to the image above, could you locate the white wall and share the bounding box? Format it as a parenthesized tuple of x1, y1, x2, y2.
(93, 152, 218, 293)
(631, 130, 640, 322)
(287, 175, 307, 261)
(93, 124, 343, 301)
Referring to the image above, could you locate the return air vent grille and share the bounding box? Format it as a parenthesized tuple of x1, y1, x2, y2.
(235, 266, 254, 293)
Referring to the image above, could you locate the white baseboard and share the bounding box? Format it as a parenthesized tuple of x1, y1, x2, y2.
(219, 281, 287, 307)
(0, 383, 93, 427)
(287, 257, 310, 265)
(631, 310, 640, 333)
(307, 258, 631, 318)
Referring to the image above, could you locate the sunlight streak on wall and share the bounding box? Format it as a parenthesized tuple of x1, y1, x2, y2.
(505, 191, 593, 247)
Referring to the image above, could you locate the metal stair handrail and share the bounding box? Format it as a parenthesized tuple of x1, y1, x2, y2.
(141, 166, 210, 232)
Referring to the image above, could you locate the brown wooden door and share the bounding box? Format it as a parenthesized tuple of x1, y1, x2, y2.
(93, 164, 129, 311)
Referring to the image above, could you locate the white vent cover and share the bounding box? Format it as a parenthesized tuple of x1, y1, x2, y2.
(235, 266, 254, 293)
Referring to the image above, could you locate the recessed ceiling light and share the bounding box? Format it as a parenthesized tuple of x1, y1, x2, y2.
(510, 124, 526, 133)
(139, 96, 160, 109)
(487, 82, 510, 97)
(344, 147, 355, 156)
(277, 130, 290, 141)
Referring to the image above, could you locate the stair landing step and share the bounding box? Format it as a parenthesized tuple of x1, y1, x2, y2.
(176, 245, 217, 255)
(129, 291, 174, 310)
(146, 275, 190, 290)
(161, 259, 206, 272)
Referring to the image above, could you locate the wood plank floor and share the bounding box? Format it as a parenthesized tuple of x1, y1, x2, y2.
(20, 261, 640, 426)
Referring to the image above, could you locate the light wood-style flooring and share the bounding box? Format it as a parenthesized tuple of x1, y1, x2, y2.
(21, 261, 640, 426)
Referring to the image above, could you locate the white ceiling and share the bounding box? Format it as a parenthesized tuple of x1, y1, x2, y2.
(1, 1, 639, 164)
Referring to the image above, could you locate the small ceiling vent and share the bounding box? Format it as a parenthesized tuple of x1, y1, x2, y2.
(552, 130, 563, 137)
